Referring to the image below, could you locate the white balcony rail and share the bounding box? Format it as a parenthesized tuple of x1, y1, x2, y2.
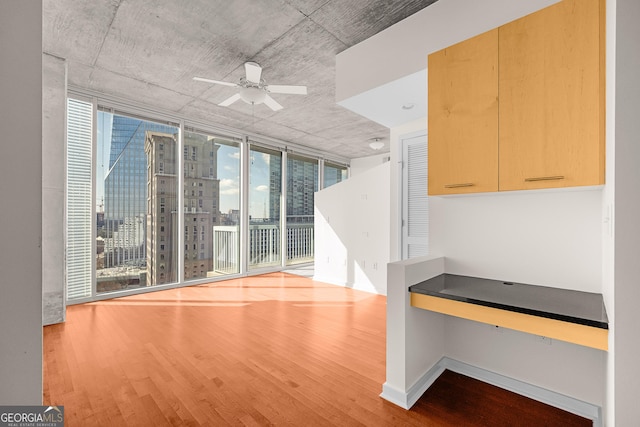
(286, 223, 314, 265)
(248, 223, 281, 268)
(213, 220, 314, 272)
(212, 226, 239, 274)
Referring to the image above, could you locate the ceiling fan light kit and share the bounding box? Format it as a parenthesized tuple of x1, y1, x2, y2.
(239, 86, 267, 105)
(194, 61, 307, 111)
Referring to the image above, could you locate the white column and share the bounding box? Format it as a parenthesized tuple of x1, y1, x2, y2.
(240, 137, 249, 273)
(42, 53, 67, 325)
(613, 0, 640, 424)
(281, 151, 288, 268)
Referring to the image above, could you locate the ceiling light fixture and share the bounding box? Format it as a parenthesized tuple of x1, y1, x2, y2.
(369, 138, 384, 150)
(239, 85, 267, 105)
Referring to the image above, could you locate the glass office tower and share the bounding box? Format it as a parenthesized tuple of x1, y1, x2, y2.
(100, 115, 177, 291)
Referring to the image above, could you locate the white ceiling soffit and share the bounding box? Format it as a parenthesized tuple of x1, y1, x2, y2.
(336, 0, 561, 129)
(337, 69, 426, 128)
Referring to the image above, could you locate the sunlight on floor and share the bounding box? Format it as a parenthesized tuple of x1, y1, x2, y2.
(88, 272, 378, 306)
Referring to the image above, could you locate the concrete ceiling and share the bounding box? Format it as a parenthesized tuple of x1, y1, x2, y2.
(43, 0, 438, 160)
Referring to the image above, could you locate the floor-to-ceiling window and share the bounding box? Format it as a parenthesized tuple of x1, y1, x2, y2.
(96, 111, 179, 293)
(248, 145, 282, 269)
(286, 154, 317, 265)
(66, 95, 348, 302)
(183, 129, 240, 280)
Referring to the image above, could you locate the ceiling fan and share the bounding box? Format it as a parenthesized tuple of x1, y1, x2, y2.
(193, 62, 307, 111)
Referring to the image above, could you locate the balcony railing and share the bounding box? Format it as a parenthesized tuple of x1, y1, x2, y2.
(213, 220, 314, 273)
(212, 226, 240, 274)
(248, 223, 281, 268)
(286, 223, 314, 265)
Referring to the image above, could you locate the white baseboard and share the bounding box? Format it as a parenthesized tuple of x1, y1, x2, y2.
(312, 275, 386, 295)
(311, 275, 347, 287)
(381, 357, 602, 427)
(380, 383, 410, 409)
(380, 362, 445, 409)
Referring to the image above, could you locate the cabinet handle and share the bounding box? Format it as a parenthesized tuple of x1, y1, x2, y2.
(524, 176, 565, 182)
(444, 183, 475, 188)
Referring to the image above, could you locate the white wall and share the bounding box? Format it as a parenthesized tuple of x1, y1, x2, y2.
(349, 152, 389, 176)
(383, 256, 445, 408)
(444, 317, 606, 406)
(314, 162, 390, 294)
(429, 188, 603, 292)
(0, 0, 43, 404)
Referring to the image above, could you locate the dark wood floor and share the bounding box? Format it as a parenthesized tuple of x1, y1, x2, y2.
(43, 273, 591, 426)
(418, 370, 591, 427)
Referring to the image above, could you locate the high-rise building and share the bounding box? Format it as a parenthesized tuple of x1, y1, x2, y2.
(268, 156, 282, 222)
(286, 155, 318, 222)
(285, 156, 317, 263)
(182, 132, 221, 281)
(145, 132, 178, 285)
(103, 116, 176, 271)
(145, 131, 220, 284)
(323, 162, 348, 188)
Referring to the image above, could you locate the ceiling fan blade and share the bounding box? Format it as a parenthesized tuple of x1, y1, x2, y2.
(193, 77, 237, 87)
(218, 93, 242, 107)
(267, 84, 307, 95)
(263, 94, 283, 111)
(245, 62, 262, 83)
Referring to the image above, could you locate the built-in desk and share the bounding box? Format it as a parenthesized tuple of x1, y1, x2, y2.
(409, 274, 608, 351)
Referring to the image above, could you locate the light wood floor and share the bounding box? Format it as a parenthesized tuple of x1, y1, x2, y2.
(43, 273, 591, 426)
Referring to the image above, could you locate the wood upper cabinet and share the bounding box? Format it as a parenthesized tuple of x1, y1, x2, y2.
(427, 0, 605, 195)
(499, 0, 605, 191)
(428, 29, 499, 195)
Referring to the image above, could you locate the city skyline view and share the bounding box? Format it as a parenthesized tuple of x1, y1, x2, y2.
(97, 111, 277, 219)
(67, 99, 346, 299)
(92, 111, 323, 292)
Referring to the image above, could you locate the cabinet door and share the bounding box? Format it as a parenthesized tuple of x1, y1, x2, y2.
(428, 29, 499, 195)
(499, 0, 605, 191)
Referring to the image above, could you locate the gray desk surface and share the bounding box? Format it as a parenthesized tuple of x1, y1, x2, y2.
(409, 274, 608, 329)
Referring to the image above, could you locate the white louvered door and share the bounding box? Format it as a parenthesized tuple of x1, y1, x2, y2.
(401, 133, 428, 259)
